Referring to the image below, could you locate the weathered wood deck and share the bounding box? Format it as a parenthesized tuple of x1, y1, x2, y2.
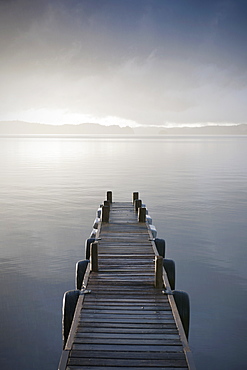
(59, 199, 195, 369)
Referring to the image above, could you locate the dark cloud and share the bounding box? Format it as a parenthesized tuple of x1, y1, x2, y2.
(0, 0, 247, 125)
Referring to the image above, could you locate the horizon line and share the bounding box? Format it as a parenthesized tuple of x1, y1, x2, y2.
(0, 120, 246, 129)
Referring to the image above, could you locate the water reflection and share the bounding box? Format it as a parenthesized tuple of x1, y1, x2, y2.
(0, 136, 247, 370)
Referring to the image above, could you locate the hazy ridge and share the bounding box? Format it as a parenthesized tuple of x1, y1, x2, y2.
(0, 121, 134, 135)
(158, 124, 247, 136)
(0, 121, 247, 135)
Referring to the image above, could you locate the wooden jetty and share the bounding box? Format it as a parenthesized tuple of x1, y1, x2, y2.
(58, 192, 195, 369)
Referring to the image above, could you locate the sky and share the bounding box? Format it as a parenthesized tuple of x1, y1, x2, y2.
(1, 0, 247, 127)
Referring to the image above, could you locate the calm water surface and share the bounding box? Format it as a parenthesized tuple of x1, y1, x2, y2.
(0, 136, 246, 369)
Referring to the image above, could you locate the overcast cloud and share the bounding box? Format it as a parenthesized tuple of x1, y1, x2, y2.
(1, 0, 247, 126)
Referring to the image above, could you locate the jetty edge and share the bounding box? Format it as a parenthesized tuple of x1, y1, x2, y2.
(58, 191, 195, 369)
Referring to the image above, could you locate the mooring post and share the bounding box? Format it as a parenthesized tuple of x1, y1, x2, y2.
(134, 199, 142, 212)
(138, 207, 146, 222)
(104, 200, 110, 207)
(155, 255, 163, 288)
(132, 192, 139, 204)
(102, 205, 110, 222)
(90, 241, 98, 272)
(107, 191, 112, 203)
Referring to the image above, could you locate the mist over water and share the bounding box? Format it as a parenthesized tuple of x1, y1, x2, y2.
(0, 136, 246, 370)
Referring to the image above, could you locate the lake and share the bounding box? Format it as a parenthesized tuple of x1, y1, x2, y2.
(0, 135, 246, 369)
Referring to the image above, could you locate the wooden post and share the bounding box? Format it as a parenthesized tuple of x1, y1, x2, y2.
(102, 205, 110, 222)
(155, 255, 163, 288)
(134, 199, 142, 212)
(90, 241, 98, 272)
(104, 200, 110, 207)
(138, 207, 146, 222)
(107, 191, 112, 203)
(132, 192, 139, 204)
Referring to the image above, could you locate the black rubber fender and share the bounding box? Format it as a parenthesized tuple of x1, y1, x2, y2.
(85, 238, 95, 259)
(62, 289, 80, 348)
(163, 259, 175, 290)
(173, 290, 190, 339)
(75, 259, 89, 290)
(154, 238, 166, 257)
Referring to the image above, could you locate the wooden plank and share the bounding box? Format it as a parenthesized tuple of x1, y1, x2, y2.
(70, 350, 186, 360)
(72, 343, 184, 352)
(80, 309, 174, 316)
(75, 332, 180, 339)
(82, 304, 172, 310)
(66, 367, 187, 370)
(82, 297, 170, 302)
(98, 254, 153, 258)
(77, 322, 177, 329)
(87, 280, 154, 285)
(94, 269, 154, 273)
(98, 251, 154, 255)
(85, 284, 157, 289)
(97, 254, 154, 257)
(88, 273, 155, 279)
(77, 327, 178, 334)
(78, 318, 175, 324)
(58, 350, 69, 370)
(84, 290, 160, 294)
(82, 300, 170, 305)
(74, 337, 181, 345)
(82, 291, 164, 296)
(89, 272, 155, 277)
(67, 357, 188, 367)
(59, 200, 193, 370)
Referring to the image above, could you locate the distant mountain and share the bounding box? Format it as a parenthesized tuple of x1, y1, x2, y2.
(158, 124, 247, 136)
(0, 121, 134, 135)
(0, 121, 246, 136)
